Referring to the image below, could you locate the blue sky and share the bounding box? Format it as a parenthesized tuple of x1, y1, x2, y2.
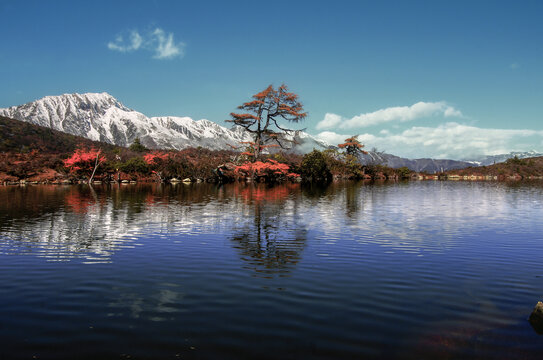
(1, 0, 542, 159)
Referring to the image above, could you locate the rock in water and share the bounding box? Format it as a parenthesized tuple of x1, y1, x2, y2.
(529, 301, 543, 334)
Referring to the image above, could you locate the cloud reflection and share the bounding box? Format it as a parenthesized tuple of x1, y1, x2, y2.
(1, 182, 541, 265)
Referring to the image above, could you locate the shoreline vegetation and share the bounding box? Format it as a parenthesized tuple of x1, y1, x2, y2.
(1, 144, 543, 186)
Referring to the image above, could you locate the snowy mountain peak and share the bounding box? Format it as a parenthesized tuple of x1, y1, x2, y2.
(0, 92, 330, 153)
(16, 92, 129, 112)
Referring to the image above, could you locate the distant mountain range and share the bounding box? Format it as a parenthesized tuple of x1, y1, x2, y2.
(358, 150, 543, 172)
(1, 93, 541, 172)
(467, 150, 543, 166)
(359, 151, 476, 172)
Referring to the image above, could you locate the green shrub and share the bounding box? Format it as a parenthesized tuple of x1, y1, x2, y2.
(506, 156, 527, 166)
(128, 138, 148, 152)
(300, 150, 332, 182)
(164, 156, 195, 179)
(119, 157, 150, 174)
(396, 166, 412, 179)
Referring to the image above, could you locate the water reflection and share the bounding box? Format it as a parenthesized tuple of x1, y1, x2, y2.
(0, 186, 145, 263)
(1, 181, 543, 264)
(108, 283, 185, 322)
(296, 181, 543, 255)
(230, 183, 307, 277)
(0, 183, 309, 267)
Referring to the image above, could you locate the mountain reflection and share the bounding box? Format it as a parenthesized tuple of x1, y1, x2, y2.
(230, 183, 307, 277)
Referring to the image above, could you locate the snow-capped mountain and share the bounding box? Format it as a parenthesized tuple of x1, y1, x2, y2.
(358, 149, 543, 172)
(465, 151, 543, 167)
(0, 92, 331, 152)
(358, 151, 475, 172)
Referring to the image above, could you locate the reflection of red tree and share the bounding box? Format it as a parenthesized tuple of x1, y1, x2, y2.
(145, 192, 155, 206)
(65, 190, 95, 214)
(234, 183, 300, 204)
(230, 181, 306, 277)
(143, 185, 174, 206)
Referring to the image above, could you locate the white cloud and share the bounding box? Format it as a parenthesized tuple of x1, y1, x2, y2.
(108, 27, 185, 60)
(315, 122, 543, 160)
(107, 30, 142, 52)
(316, 101, 462, 130)
(315, 131, 378, 149)
(152, 28, 183, 59)
(314, 131, 352, 146)
(317, 113, 342, 130)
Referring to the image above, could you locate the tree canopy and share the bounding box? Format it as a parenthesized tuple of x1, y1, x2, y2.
(338, 135, 368, 156)
(227, 84, 307, 158)
(64, 146, 106, 184)
(129, 137, 148, 152)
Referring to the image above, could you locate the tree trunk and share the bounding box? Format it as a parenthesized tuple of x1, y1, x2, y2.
(88, 152, 100, 185)
(254, 137, 261, 160)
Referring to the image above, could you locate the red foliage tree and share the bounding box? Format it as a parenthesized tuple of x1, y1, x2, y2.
(64, 147, 106, 184)
(337, 135, 369, 178)
(227, 84, 307, 158)
(234, 159, 299, 182)
(143, 151, 169, 182)
(338, 135, 368, 156)
(143, 151, 169, 165)
(239, 141, 280, 159)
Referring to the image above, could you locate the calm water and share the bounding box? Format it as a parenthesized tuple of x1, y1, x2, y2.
(1, 181, 543, 359)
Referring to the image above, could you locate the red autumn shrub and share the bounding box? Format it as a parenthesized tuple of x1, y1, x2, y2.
(234, 159, 299, 182)
(64, 147, 106, 181)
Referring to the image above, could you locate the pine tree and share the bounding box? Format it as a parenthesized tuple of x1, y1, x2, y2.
(227, 84, 307, 158)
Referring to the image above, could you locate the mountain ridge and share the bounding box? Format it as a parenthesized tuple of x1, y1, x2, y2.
(2, 92, 541, 172)
(0, 92, 330, 153)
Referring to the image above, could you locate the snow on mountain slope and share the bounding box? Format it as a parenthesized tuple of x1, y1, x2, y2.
(0, 92, 150, 146)
(4, 92, 536, 171)
(0, 92, 330, 152)
(466, 150, 543, 166)
(358, 151, 475, 172)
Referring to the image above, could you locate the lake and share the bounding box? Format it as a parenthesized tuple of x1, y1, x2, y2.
(1, 181, 543, 359)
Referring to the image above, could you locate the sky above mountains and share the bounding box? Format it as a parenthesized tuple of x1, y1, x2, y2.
(1, 0, 542, 159)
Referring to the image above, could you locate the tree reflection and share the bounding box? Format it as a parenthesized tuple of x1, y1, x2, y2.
(65, 186, 101, 213)
(300, 181, 365, 219)
(344, 181, 362, 218)
(0, 185, 69, 222)
(1, 183, 308, 265)
(0, 184, 178, 263)
(300, 182, 331, 200)
(230, 183, 307, 277)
